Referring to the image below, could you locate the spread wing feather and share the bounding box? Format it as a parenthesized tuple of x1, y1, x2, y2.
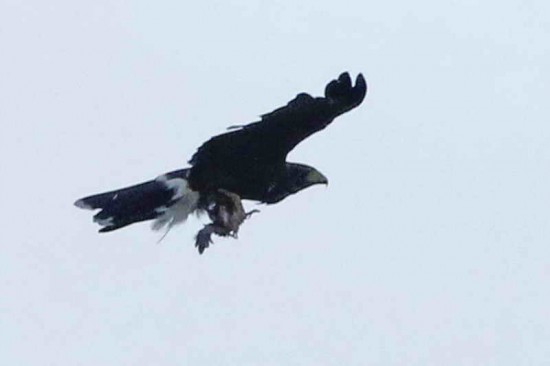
(189, 72, 366, 168)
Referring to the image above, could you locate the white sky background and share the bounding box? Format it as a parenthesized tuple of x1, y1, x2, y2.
(1, 0, 549, 364)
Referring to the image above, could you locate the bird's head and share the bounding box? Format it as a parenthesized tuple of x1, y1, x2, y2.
(298, 166, 329, 190)
(263, 162, 328, 204)
(286, 162, 328, 193)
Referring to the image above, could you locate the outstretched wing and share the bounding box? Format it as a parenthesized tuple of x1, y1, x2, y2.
(189, 72, 367, 168)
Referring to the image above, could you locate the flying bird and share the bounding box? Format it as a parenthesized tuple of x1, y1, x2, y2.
(75, 72, 367, 253)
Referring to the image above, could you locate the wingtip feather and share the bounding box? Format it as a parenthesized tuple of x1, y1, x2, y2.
(74, 198, 93, 210)
(338, 72, 352, 88)
(354, 73, 367, 102)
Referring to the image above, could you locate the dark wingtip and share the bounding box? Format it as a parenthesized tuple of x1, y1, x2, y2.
(325, 72, 367, 107)
(354, 73, 367, 104)
(338, 72, 352, 88)
(325, 72, 351, 99)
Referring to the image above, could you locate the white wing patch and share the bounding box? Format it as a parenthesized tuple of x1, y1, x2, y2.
(151, 174, 200, 232)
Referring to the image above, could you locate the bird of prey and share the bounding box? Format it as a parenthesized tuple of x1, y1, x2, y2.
(75, 72, 367, 253)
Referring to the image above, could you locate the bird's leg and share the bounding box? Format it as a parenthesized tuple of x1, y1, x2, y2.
(216, 189, 247, 232)
(197, 189, 261, 253)
(195, 222, 233, 254)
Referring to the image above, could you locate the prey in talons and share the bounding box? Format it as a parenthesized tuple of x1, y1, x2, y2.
(195, 189, 259, 254)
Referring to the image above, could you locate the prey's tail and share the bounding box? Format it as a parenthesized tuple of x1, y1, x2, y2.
(74, 169, 201, 233)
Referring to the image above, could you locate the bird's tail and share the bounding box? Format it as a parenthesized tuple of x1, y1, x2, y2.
(74, 169, 200, 233)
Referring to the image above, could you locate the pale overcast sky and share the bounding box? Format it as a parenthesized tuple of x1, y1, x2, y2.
(1, 1, 549, 365)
